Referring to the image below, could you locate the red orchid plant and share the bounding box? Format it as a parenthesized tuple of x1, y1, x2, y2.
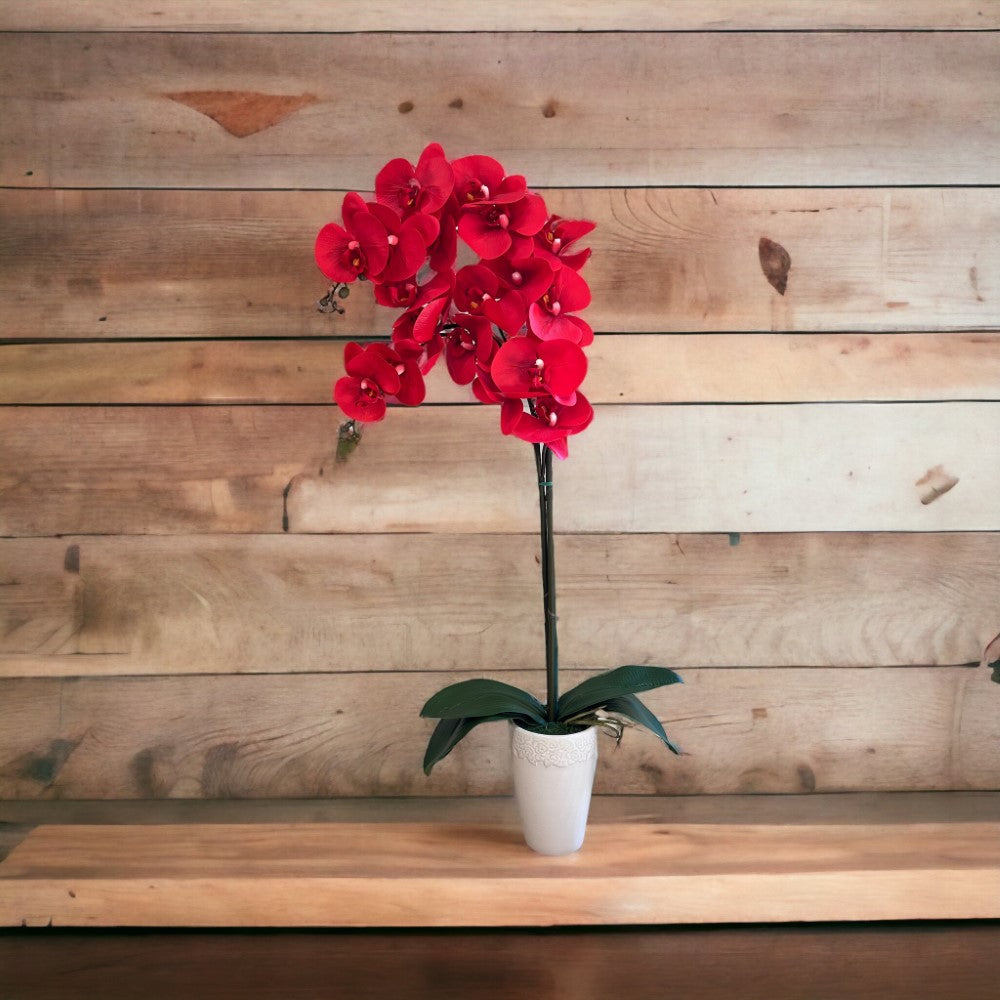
(315, 144, 682, 774)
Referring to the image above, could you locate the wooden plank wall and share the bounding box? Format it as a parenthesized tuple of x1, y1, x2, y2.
(1, 1, 999, 800)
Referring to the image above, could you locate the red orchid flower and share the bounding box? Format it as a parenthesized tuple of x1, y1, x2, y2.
(375, 142, 454, 217)
(391, 298, 449, 373)
(428, 194, 460, 273)
(334, 341, 426, 420)
(375, 267, 454, 312)
(315, 194, 390, 284)
(453, 264, 524, 335)
(486, 254, 554, 306)
(445, 314, 496, 386)
(534, 214, 596, 271)
(365, 202, 439, 284)
(451, 154, 547, 259)
(500, 393, 594, 459)
(491, 336, 587, 405)
(527, 265, 593, 345)
(391, 326, 445, 377)
(451, 155, 527, 207)
(458, 192, 548, 261)
(334, 341, 402, 421)
(471, 355, 504, 405)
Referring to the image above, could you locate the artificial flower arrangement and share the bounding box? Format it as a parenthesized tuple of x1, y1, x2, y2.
(315, 143, 682, 775)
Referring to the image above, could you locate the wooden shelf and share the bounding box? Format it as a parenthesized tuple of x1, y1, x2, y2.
(2, 794, 999, 928)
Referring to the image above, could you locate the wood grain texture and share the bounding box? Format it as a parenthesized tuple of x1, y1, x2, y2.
(3, 924, 1000, 1000)
(4, 1, 997, 32)
(6, 792, 1000, 828)
(7, 402, 996, 536)
(4, 333, 1000, 405)
(1, 667, 997, 798)
(3, 819, 1000, 926)
(2, 533, 998, 675)
(3, 33, 998, 187)
(4, 188, 997, 339)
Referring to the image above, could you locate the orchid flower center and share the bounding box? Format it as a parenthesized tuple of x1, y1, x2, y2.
(343, 242, 366, 273)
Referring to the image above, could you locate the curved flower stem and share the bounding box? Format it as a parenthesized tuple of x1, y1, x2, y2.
(534, 443, 558, 722)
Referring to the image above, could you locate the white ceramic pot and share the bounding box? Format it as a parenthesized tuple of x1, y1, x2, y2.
(510, 722, 599, 855)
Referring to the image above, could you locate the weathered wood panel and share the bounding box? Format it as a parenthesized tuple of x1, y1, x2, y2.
(1, 666, 997, 798)
(3, 33, 997, 187)
(5, 333, 1000, 405)
(4, 188, 996, 340)
(3, 403, 997, 536)
(4, 1, 997, 32)
(6, 793, 1000, 828)
(3, 533, 996, 675)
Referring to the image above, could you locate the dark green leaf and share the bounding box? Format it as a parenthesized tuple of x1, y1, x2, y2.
(420, 679, 546, 723)
(422, 715, 511, 775)
(981, 632, 1000, 682)
(602, 694, 682, 755)
(557, 665, 682, 720)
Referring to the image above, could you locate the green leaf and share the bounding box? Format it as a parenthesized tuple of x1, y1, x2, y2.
(422, 715, 511, 775)
(601, 694, 682, 755)
(990, 659, 1000, 684)
(420, 679, 546, 723)
(557, 665, 682, 720)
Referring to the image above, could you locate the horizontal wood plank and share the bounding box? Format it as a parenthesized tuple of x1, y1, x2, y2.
(3, 188, 997, 340)
(4, 818, 1000, 927)
(1, 667, 997, 798)
(6, 792, 1000, 828)
(4, 188, 997, 339)
(5, 403, 997, 535)
(4, 332, 1000, 405)
(2, 33, 997, 187)
(4, 1, 997, 32)
(2, 533, 998, 675)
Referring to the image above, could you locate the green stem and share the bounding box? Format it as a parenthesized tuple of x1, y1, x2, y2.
(534, 444, 558, 722)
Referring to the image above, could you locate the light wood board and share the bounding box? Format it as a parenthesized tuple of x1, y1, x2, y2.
(4, 188, 997, 339)
(4, 403, 995, 535)
(3, 818, 999, 926)
(2, 532, 997, 675)
(3, 333, 1000, 405)
(3, 33, 998, 186)
(3, 1, 996, 32)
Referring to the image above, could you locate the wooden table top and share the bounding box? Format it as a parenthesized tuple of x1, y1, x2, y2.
(3, 794, 999, 927)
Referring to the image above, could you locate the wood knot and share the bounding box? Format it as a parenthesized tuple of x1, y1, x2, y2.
(759, 237, 791, 295)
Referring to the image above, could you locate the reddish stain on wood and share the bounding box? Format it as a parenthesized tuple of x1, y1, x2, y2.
(915, 465, 960, 506)
(165, 91, 318, 138)
(758, 237, 791, 295)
